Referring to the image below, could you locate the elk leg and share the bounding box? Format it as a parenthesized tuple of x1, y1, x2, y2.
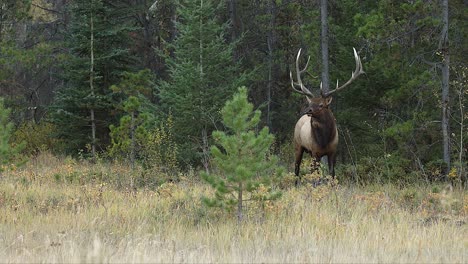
(328, 152, 337, 178)
(294, 146, 305, 185)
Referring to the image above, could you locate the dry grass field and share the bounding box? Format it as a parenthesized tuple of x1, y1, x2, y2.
(0, 153, 466, 263)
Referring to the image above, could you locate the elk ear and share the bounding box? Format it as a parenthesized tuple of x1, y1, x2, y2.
(325, 96, 333, 106)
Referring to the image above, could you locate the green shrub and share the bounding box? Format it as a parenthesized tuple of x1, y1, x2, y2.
(141, 114, 179, 184)
(13, 121, 63, 156)
(0, 98, 25, 172)
(336, 155, 423, 185)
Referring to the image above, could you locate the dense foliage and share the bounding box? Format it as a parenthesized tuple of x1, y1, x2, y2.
(49, 0, 136, 154)
(158, 0, 247, 164)
(0, 98, 24, 172)
(0, 0, 466, 184)
(108, 69, 155, 166)
(202, 87, 283, 221)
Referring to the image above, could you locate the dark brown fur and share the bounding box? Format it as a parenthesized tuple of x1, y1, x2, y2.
(311, 110, 336, 149)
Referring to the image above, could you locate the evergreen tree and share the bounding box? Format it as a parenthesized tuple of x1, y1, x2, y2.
(353, 0, 455, 180)
(202, 87, 283, 222)
(0, 0, 58, 124)
(109, 69, 155, 169)
(158, 0, 247, 166)
(50, 0, 135, 155)
(0, 0, 30, 41)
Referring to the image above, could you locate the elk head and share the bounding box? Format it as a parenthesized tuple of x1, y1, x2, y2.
(290, 48, 364, 183)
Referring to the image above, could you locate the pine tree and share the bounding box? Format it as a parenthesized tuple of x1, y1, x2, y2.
(50, 0, 135, 155)
(202, 87, 283, 223)
(109, 69, 155, 169)
(353, 0, 453, 180)
(158, 0, 247, 166)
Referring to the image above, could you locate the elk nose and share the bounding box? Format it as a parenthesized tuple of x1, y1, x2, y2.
(300, 108, 312, 116)
(301, 105, 316, 115)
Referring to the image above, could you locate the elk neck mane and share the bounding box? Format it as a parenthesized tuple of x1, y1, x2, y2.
(310, 109, 336, 149)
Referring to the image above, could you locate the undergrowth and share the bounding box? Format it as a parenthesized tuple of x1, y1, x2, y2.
(0, 152, 466, 263)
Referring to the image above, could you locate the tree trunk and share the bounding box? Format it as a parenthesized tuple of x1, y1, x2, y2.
(440, 0, 450, 174)
(201, 128, 210, 174)
(90, 6, 96, 161)
(142, 8, 157, 71)
(228, 0, 239, 42)
(457, 85, 465, 184)
(320, 0, 330, 94)
(237, 182, 243, 223)
(266, 0, 276, 131)
(130, 111, 136, 171)
(320, 0, 329, 169)
(0, 6, 4, 42)
(199, 0, 204, 78)
(169, 1, 177, 51)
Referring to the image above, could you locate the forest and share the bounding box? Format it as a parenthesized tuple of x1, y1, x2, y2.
(1, 0, 466, 182)
(0, 0, 467, 262)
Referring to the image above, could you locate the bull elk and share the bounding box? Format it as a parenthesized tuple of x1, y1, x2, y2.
(290, 48, 364, 182)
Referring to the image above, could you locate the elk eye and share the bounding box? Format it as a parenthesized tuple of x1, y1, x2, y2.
(319, 103, 324, 107)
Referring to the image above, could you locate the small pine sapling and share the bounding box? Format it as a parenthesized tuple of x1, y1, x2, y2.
(202, 87, 283, 222)
(109, 70, 154, 169)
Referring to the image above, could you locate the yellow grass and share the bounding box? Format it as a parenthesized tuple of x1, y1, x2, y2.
(0, 153, 466, 263)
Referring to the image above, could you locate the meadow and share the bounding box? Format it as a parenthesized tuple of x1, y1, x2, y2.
(0, 153, 466, 263)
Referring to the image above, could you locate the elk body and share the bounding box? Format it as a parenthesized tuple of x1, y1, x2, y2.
(290, 48, 364, 181)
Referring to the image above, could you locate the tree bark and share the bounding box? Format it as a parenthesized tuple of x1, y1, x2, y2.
(457, 85, 464, 184)
(90, 5, 96, 161)
(169, 1, 178, 57)
(237, 182, 243, 223)
(440, 0, 450, 174)
(141, 7, 157, 71)
(199, 0, 203, 77)
(130, 111, 136, 171)
(201, 128, 210, 174)
(228, 0, 239, 42)
(0, 5, 4, 42)
(320, 0, 330, 169)
(266, 0, 277, 131)
(320, 0, 330, 94)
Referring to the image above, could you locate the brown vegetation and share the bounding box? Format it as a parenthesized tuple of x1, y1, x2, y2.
(0, 153, 466, 263)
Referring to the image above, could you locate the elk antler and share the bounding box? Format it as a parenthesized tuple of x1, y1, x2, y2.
(290, 48, 315, 101)
(321, 48, 364, 97)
